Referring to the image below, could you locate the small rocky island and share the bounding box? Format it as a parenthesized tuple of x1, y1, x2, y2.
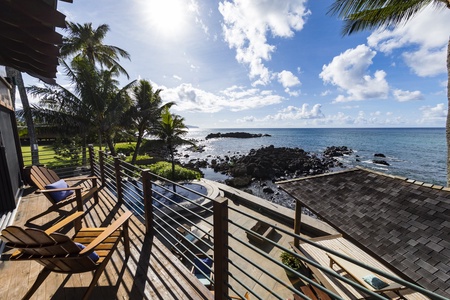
(205, 132, 271, 140)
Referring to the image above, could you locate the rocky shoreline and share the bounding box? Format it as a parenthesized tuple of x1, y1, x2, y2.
(176, 132, 393, 209)
(181, 143, 354, 208)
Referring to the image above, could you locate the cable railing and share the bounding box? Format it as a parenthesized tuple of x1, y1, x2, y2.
(86, 147, 449, 300)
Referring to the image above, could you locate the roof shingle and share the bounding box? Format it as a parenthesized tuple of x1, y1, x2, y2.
(278, 167, 450, 298)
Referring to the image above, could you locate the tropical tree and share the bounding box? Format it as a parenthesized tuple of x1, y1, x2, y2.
(154, 106, 193, 181)
(64, 57, 135, 156)
(27, 80, 94, 165)
(328, 0, 450, 185)
(123, 80, 174, 164)
(61, 22, 131, 78)
(29, 57, 135, 158)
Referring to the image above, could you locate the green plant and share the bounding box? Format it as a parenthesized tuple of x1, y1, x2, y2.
(148, 161, 201, 181)
(280, 251, 302, 270)
(115, 142, 136, 156)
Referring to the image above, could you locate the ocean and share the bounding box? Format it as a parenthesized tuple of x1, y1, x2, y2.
(182, 128, 446, 186)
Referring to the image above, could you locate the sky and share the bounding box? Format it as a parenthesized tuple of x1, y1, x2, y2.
(21, 0, 450, 128)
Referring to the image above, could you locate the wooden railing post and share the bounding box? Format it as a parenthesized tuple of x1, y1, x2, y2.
(141, 169, 153, 234)
(88, 144, 95, 177)
(99, 150, 105, 186)
(294, 199, 302, 248)
(213, 196, 229, 299)
(114, 157, 123, 204)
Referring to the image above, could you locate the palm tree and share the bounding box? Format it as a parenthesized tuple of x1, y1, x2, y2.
(29, 58, 135, 158)
(61, 22, 131, 78)
(27, 81, 94, 166)
(154, 106, 193, 181)
(123, 80, 174, 164)
(64, 57, 135, 156)
(328, 0, 450, 185)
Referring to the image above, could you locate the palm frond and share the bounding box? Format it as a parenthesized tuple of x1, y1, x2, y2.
(328, 0, 445, 35)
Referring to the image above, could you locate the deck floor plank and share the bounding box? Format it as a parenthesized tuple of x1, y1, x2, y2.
(0, 182, 212, 300)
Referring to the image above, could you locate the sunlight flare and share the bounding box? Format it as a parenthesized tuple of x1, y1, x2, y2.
(138, 0, 191, 39)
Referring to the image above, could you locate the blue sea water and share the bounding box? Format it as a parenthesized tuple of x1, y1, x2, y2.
(183, 128, 446, 186)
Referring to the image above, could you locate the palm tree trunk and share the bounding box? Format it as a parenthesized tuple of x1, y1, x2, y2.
(446, 37, 450, 187)
(106, 135, 116, 156)
(132, 133, 143, 164)
(81, 134, 87, 166)
(6, 67, 39, 165)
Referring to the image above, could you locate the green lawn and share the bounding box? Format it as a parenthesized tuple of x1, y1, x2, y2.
(21, 144, 103, 167)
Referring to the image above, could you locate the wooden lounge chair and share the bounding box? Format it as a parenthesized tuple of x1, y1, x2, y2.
(190, 253, 214, 289)
(327, 253, 406, 295)
(171, 223, 212, 258)
(29, 165, 99, 211)
(0, 210, 132, 300)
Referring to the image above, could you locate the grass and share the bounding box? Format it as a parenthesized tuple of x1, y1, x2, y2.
(21, 144, 102, 167)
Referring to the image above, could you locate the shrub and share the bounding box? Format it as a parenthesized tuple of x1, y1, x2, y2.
(280, 251, 302, 270)
(125, 155, 154, 164)
(149, 161, 201, 181)
(115, 142, 136, 156)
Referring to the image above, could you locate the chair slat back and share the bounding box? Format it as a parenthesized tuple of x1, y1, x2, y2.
(30, 166, 61, 190)
(1, 226, 97, 272)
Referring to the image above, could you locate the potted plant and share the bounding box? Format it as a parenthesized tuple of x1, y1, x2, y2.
(280, 251, 303, 277)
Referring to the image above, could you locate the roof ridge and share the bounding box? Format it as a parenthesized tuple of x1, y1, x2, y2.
(276, 167, 360, 184)
(277, 166, 449, 191)
(355, 166, 448, 191)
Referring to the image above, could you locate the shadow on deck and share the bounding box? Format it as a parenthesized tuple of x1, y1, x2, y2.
(0, 181, 213, 300)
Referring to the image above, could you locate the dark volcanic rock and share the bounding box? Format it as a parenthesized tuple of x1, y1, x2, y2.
(217, 145, 333, 184)
(323, 146, 353, 157)
(205, 132, 271, 140)
(225, 176, 252, 187)
(373, 160, 390, 166)
(263, 187, 274, 194)
(374, 153, 386, 157)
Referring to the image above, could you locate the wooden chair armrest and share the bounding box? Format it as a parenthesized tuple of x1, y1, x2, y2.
(79, 211, 132, 255)
(45, 211, 85, 234)
(377, 282, 405, 292)
(38, 186, 83, 193)
(65, 176, 98, 182)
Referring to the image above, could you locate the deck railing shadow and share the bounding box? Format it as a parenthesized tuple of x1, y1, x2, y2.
(85, 146, 446, 300)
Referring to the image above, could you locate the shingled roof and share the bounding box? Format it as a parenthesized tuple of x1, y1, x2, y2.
(0, 0, 72, 84)
(278, 167, 450, 298)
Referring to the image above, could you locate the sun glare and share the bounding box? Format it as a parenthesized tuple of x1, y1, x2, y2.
(140, 0, 190, 39)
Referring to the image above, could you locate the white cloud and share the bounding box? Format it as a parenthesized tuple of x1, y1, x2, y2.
(173, 75, 182, 81)
(158, 83, 285, 113)
(419, 103, 447, 123)
(367, 5, 450, 77)
(321, 90, 331, 96)
(277, 70, 301, 88)
(219, 0, 310, 85)
(284, 88, 299, 96)
(320, 44, 389, 102)
(402, 47, 447, 77)
(188, 0, 210, 36)
(393, 89, 424, 102)
(237, 116, 256, 123)
(266, 104, 324, 120)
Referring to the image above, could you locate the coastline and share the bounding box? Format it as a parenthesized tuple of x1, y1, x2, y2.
(178, 128, 446, 207)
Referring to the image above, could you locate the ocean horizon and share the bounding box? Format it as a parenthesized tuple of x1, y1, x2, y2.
(182, 127, 446, 186)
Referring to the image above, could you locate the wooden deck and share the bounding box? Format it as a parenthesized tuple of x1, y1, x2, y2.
(0, 181, 213, 300)
(297, 235, 428, 300)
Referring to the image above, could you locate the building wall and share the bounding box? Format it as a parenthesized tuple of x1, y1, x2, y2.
(0, 66, 22, 211)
